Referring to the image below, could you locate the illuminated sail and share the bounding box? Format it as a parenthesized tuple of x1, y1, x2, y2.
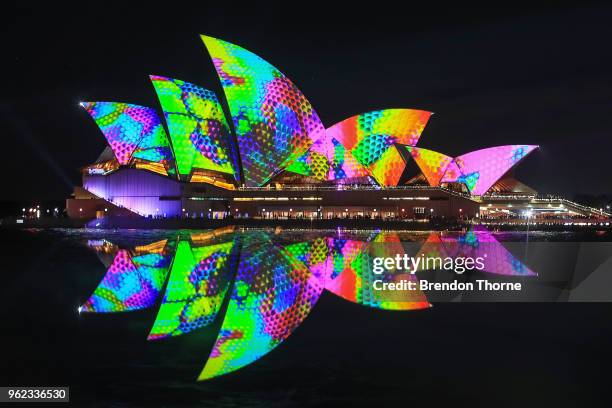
(201, 35, 325, 186)
(451, 145, 538, 195)
(81, 102, 172, 166)
(150, 75, 240, 182)
(369, 145, 406, 187)
(405, 146, 453, 187)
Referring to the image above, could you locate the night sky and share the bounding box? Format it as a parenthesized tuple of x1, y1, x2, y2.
(3, 3, 612, 202)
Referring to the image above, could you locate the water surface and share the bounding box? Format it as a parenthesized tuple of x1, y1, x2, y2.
(1, 227, 611, 407)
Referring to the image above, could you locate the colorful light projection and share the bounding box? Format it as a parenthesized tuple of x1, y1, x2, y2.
(369, 145, 406, 187)
(287, 110, 429, 184)
(416, 226, 536, 276)
(198, 232, 325, 380)
(403, 145, 539, 195)
(322, 234, 429, 310)
(80, 242, 171, 313)
(148, 239, 236, 340)
(150, 76, 240, 182)
(325, 109, 431, 183)
(451, 145, 538, 195)
(201, 36, 326, 187)
(80, 228, 539, 381)
(405, 146, 454, 187)
(80, 37, 539, 197)
(327, 109, 431, 151)
(284, 140, 331, 181)
(284, 238, 330, 276)
(81, 102, 172, 167)
(439, 160, 463, 184)
(286, 136, 371, 182)
(328, 138, 371, 181)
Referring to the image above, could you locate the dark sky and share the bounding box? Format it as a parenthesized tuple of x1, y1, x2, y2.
(3, 3, 612, 201)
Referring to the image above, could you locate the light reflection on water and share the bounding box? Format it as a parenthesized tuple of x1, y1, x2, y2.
(3, 226, 612, 405)
(77, 225, 539, 381)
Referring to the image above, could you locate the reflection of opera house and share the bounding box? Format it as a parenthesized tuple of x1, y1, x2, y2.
(80, 227, 536, 380)
(68, 35, 544, 221)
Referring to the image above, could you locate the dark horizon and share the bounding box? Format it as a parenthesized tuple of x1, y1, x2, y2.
(3, 3, 612, 201)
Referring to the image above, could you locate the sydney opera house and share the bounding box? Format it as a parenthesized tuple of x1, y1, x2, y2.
(67, 35, 543, 221)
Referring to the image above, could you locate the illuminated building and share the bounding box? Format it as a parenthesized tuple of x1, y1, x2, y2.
(67, 36, 540, 220)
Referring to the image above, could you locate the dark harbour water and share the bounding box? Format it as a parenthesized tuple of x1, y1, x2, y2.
(1, 228, 612, 407)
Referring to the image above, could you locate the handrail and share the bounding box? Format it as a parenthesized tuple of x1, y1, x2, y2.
(530, 198, 610, 216)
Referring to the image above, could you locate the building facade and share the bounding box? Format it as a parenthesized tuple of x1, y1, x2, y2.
(67, 36, 538, 221)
